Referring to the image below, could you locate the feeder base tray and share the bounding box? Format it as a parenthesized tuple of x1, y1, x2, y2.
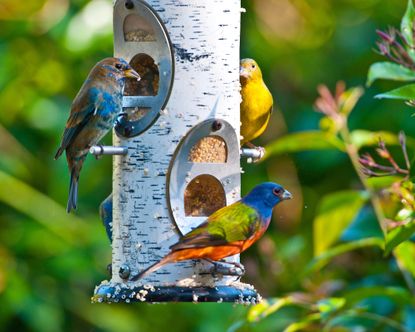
(92, 282, 260, 304)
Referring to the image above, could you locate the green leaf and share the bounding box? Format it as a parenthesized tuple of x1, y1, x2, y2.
(339, 86, 364, 116)
(385, 220, 415, 255)
(367, 62, 415, 87)
(0, 170, 86, 245)
(344, 286, 414, 307)
(350, 130, 415, 150)
(394, 241, 415, 277)
(284, 314, 321, 332)
(264, 131, 345, 160)
(317, 298, 346, 321)
(401, 0, 415, 47)
(375, 83, 415, 100)
(305, 238, 384, 275)
(314, 191, 368, 256)
(350, 130, 399, 150)
(247, 297, 295, 322)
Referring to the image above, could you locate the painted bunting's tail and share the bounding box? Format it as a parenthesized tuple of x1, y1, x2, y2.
(131, 255, 175, 281)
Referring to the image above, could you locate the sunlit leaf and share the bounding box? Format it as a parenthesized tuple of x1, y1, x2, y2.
(284, 313, 321, 332)
(344, 286, 414, 307)
(375, 84, 415, 100)
(367, 62, 415, 86)
(349, 130, 408, 150)
(317, 298, 346, 321)
(305, 238, 384, 274)
(314, 191, 368, 256)
(401, 0, 415, 47)
(247, 297, 294, 322)
(0, 170, 86, 244)
(366, 176, 403, 190)
(339, 86, 364, 116)
(0, 124, 43, 179)
(394, 241, 415, 278)
(264, 131, 345, 160)
(385, 220, 415, 255)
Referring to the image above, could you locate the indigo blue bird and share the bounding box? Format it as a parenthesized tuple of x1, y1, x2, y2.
(55, 58, 140, 213)
(131, 182, 292, 280)
(99, 194, 113, 242)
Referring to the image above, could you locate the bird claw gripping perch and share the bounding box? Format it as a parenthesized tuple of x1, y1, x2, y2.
(240, 146, 265, 163)
(208, 260, 246, 277)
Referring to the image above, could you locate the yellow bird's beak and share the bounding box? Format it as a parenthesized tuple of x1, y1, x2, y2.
(125, 68, 141, 81)
(240, 67, 250, 79)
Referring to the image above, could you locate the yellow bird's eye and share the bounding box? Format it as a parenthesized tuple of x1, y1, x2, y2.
(251, 64, 256, 69)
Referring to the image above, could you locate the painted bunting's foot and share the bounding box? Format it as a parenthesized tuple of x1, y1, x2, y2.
(204, 259, 245, 277)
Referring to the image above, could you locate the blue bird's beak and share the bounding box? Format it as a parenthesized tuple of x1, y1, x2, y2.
(282, 190, 292, 200)
(125, 68, 141, 81)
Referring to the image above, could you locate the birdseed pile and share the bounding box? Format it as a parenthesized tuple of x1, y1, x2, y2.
(123, 107, 150, 121)
(125, 29, 156, 42)
(188, 136, 227, 163)
(184, 175, 226, 216)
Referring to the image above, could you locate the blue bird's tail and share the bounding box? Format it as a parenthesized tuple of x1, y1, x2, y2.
(67, 170, 78, 213)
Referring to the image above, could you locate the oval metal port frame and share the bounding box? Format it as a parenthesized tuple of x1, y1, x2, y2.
(113, 0, 174, 138)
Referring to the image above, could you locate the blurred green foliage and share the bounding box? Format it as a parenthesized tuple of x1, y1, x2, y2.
(0, 0, 415, 331)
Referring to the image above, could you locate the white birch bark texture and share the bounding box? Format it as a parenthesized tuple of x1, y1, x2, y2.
(110, 0, 245, 288)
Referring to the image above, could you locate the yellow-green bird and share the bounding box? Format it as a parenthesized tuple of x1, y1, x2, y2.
(240, 58, 273, 147)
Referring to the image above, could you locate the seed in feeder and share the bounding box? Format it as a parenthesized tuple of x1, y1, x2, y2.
(124, 29, 156, 42)
(188, 136, 227, 163)
(122, 107, 150, 122)
(184, 175, 226, 217)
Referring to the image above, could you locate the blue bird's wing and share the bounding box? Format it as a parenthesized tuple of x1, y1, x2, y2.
(55, 89, 104, 159)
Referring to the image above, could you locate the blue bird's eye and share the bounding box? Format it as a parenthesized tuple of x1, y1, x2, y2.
(115, 63, 123, 70)
(273, 187, 283, 196)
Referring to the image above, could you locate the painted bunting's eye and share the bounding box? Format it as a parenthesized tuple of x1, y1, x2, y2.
(115, 63, 123, 70)
(273, 187, 283, 196)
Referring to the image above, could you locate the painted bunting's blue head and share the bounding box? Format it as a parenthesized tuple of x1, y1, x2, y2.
(242, 182, 292, 216)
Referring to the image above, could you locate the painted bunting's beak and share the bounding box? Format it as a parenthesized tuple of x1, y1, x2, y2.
(125, 68, 141, 81)
(282, 190, 292, 200)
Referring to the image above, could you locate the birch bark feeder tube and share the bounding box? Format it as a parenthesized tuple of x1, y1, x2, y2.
(92, 0, 259, 304)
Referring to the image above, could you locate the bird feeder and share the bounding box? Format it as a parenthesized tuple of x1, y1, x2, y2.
(92, 0, 261, 303)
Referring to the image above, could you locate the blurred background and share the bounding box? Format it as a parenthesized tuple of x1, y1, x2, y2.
(0, 0, 413, 331)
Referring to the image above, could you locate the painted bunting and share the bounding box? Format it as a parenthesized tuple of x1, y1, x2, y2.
(240, 58, 273, 147)
(131, 182, 292, 280)
(55, 57, 140, 213)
